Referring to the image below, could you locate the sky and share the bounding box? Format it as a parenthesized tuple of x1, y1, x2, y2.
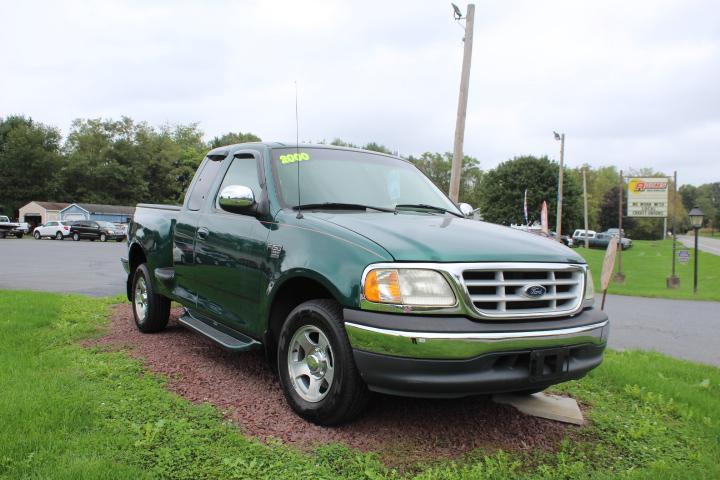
(1, 0, 718, 185)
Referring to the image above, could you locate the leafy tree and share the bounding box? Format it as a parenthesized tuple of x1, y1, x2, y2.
(598, 185, 637, 234)
(478, 156, 581, 233)
(0, 116, 63, 216)
(408, 152, 483, 208)
(209, 131, 261, 149)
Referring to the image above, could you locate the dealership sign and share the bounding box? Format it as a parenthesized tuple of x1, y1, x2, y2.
(627, 177, 670, 217)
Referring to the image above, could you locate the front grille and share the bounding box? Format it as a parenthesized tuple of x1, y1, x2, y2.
(462, 265, 584, 317)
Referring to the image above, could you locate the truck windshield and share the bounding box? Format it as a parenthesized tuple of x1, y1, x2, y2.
(272, 148, 460, 214)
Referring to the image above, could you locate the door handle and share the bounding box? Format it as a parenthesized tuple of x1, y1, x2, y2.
(197, 227, 209, 240)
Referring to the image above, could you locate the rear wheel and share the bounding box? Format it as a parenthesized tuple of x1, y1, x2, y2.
(116, 237, 124, 242)
(55, 231, 63, 240)
(277, 299, 370, 425)
(131, 263, 170, 333)
(72, 233, 80, 241)
(15, 232, 23, 239)
(34, 231, 41, 240)
(100, 233, 107, 242)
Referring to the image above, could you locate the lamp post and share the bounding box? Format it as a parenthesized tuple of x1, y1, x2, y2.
(688, 206, 704, 294)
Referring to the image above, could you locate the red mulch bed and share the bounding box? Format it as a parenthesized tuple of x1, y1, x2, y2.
(86, 304, 578, 462)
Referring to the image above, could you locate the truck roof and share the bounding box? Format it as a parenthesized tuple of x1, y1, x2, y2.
(206, 142, 408, 163)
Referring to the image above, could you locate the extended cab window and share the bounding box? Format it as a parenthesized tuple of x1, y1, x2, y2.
(216, 154, 262, 208)
(187, 158, 224, 211)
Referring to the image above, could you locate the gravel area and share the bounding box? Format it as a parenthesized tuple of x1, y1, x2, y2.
(89, 304, 577, 461)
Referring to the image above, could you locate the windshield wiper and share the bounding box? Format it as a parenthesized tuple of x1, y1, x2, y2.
(292, 202, 395, 213)
(395, 203, 463, 218)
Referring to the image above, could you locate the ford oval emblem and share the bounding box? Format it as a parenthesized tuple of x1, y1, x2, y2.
(523, 284, 547, 298)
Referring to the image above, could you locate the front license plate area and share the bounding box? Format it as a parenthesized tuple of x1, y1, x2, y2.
(529, 347, 570, 381)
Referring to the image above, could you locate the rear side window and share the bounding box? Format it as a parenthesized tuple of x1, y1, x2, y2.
(188, 158, 224, 211)
(47, 222, 57, 226)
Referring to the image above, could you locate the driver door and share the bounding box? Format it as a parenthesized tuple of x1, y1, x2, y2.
(192, 151, 270, 336)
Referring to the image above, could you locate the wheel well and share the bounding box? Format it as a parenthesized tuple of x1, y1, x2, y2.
(127, 243, 147, 300)
(265, 277, 337, 366)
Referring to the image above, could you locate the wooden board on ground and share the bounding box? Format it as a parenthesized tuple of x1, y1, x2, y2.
(601, 237, 619, 291)
(493, 392, 585, 425)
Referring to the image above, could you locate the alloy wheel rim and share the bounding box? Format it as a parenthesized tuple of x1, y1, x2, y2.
(134, 276, 148, 321)
(287, 325, 335, 403)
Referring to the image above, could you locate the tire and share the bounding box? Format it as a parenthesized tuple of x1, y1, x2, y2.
(90, 238, 96, 242)
(72, 233, 80, 241)
(100, 233, 107, 242)
(34, 231, 41, 240)
(15, 232, 23, 239)
(131, 263, 170, 333)
(55, 231, 63, 241)
(0, 232, 5, 239)
(277, 299, 370, 425)
(116, 238, 124, 242)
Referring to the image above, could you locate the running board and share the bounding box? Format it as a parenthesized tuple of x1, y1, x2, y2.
(177, 310, 261, 351)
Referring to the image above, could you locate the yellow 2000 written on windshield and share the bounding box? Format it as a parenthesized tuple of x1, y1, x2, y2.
(279, 152, 311, 164)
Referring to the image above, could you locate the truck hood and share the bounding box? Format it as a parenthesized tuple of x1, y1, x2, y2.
(314, 212, 585, 263)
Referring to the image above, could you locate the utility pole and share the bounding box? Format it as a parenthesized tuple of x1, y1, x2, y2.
(583, 166, 589, 248)
(614, 170, 625, 283)
(667, 170, 680, 288)
(553, 132, 565, 241)
(449, 3, 475, 203)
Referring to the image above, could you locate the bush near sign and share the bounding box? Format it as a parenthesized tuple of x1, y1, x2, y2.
(627, 177, 669, 217)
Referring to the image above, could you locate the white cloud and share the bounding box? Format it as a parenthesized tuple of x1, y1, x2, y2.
(1, 0, 718, 184)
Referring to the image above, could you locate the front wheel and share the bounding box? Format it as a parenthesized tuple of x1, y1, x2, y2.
(131, 263, 170, 333)
(277, 299, 370, 426)
(34, 231, 41, 239)
(15, 232, 23, 239)
(72, 233, 80, 241)
(100, 233, 107, 242)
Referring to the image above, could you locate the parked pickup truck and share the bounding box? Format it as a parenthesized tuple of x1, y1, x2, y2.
(0, 215, 28, 238)
(124, 143, 608, 425)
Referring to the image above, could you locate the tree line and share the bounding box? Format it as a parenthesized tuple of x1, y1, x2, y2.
(1, 115, 717, 239)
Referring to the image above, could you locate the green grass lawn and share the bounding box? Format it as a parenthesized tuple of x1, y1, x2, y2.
(578, 239, 720, 302)
(1, 291, 719, 479)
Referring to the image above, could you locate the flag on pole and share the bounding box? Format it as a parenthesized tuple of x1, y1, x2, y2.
(541, 201, 549, 234)
(523, 189, 529, 226)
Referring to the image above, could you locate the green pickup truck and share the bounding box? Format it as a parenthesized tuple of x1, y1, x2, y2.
(123, 143, 608, 425)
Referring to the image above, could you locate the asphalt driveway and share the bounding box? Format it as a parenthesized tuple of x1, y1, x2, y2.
(0, 237, 126, 297)
(678, 234, 720, 256)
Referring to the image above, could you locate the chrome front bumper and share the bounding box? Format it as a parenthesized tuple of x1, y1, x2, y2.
(346, 318, 607, 360)
(344, 308, 609, 397)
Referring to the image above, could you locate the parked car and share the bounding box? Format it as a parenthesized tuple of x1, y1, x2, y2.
(70, 220, 127, 242)
(522, 229, 574, 247)
(551, 231, 574, 247)
(572, 229, 596, 246)
(591, 232, 632, 250)
(33, 221, 72, 240)
(0, 215, 27, 238)
(124, 143, 607, 425)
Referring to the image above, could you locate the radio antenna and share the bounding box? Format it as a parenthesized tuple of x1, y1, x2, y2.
(295, 80, 303, 219)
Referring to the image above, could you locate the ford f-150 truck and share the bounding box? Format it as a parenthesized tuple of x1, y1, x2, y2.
(124, 143, 608, 425)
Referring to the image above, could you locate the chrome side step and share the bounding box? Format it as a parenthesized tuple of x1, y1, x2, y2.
(177, 310, 261, 351)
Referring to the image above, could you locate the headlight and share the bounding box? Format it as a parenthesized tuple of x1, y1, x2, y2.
(363, 268, 456, 306)
(584, 268, 595, 306)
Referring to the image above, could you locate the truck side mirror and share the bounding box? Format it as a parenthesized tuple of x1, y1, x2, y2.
(218, 185, 256, 213)
(458, 203, 474, 218)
